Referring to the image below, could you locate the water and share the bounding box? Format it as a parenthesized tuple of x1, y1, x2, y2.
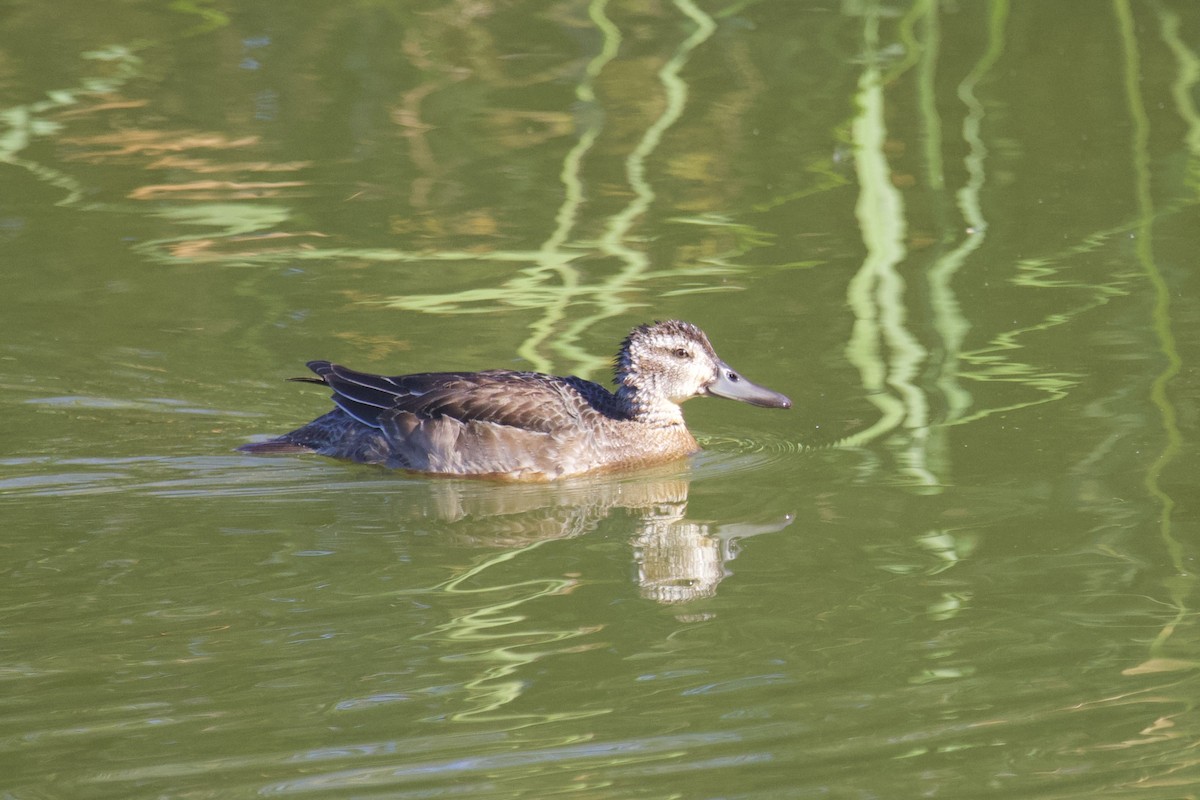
(3, 1, 1200, 797)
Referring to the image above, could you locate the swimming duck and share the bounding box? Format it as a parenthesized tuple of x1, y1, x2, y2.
(239, 320, 791, 481)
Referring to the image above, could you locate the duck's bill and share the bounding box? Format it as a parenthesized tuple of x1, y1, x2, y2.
(706, 362, 792, 409)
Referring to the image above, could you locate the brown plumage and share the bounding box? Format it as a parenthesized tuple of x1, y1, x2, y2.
(239, 320, 791, 481)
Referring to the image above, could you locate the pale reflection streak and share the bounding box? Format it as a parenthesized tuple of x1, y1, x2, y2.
(12, 1, 731, 382)
(848, 3, 990, 629)
(1158, 4, 1200, 159)
(417, 541, 601, 727)
(382, 0, 722, 377)
(550, 0, 720, 375)
(0, 46, 143, 207)
(895, 1, 943, 192)
(516, 0, 623, 374)
(928, 1, 1007, 429)
(0, 44, 317, 266)
(923, 2, 1181, 435)
(1120, 1, 1194, 676)
(843, 2, 1016, 476)
(844, 0, 1167, 471)
(34, 2, 731, 381)
(842, 3, 932, 487)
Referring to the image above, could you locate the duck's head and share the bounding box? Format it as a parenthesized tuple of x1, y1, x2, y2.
(614, 320, 792, 423)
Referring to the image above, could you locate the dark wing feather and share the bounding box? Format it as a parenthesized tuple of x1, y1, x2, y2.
(306, 361, 421, 427)
(306, 361, 596, 433)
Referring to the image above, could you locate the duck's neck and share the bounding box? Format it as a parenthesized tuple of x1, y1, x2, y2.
(615, 374, 686, 427)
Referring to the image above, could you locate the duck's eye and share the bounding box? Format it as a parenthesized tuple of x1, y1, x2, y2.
(673, 348, 691, 360)
(726, 370, 740, 382)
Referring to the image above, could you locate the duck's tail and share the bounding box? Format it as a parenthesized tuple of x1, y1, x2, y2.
(237, 439, 316, 455)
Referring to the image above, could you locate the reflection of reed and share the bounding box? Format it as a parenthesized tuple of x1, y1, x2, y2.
(841, 1, 1199, 689)
(842, 2, 1109, 475)
(0, 46, 144, 206)
(108, 0, 739, 379)
(841, 2, 1013, 485)
(381, 0, 725, 377)
(1117, 0, 1191, 672)
(21, 2, 786, 387)
(925, 1, 1007, 430)
(842, 4, 931, 486)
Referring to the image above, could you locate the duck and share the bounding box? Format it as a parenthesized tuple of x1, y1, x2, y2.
(239, 320, 791, 481)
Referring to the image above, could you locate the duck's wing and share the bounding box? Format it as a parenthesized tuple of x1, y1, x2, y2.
(304, 361, 590, 433)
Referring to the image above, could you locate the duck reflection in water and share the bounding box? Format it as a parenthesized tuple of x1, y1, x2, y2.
(240, 321, 791, 481)
(373, 466, 793, 604)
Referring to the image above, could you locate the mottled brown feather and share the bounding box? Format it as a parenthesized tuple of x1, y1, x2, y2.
(310, 361, 606, 433)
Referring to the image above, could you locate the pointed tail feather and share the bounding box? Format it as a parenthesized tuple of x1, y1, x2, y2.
(238, 440, 316, 455)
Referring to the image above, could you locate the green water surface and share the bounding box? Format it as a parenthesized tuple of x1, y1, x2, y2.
(3, 1, 1200, 797)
